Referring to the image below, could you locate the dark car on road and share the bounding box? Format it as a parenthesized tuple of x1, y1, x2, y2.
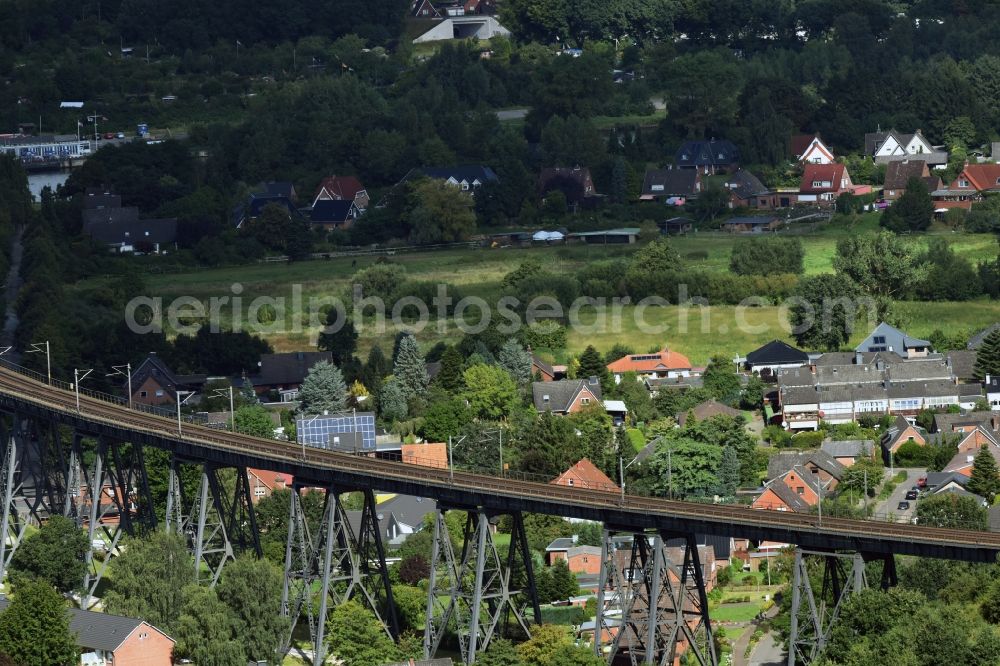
(905, 490, 919, 500)
(897, 501, 911, 511)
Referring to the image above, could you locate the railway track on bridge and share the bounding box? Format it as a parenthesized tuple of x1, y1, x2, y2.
(0, 363, 997, 560)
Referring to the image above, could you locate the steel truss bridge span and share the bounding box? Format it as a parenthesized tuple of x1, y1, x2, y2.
(0, 365, 995, 563)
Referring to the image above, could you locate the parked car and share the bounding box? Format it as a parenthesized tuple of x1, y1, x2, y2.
(116, 131, 125, 139)
(104, 131, 116, 140)
(897, 501, 911, 511)
(917, 476, 927, 488)
(905, 490, 919, 500)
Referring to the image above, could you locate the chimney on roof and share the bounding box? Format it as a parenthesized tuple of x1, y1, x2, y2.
(588, 376, 598, 385)
(855, 351, 862, 365)
(572, 534, 579, 544)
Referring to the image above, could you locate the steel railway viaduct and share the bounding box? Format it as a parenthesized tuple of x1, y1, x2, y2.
(0, 363, 996, 666)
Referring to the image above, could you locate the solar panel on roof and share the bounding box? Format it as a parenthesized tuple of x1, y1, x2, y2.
(296, 412, 376, 451)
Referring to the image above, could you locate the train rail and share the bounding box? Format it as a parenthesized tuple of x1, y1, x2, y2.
(0, 364, 997, 559)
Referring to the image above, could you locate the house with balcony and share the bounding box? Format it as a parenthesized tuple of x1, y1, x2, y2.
(776, 355, 960, 430)
(932, 163, 1000, 211)
(606, 348, 692, 384)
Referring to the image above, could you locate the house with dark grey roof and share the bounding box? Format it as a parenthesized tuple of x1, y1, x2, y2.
(725, 169, 772, 209)
(259, 180, 298, 202)
(676, 399, 742, 427)
(539, 167, 599, 207)
(745, 340, 809, 375)
(855, 322, 931, 358)
(534, 380, 590, 411)
(767, 450, 845, 486)
(531, 378, 602, 415)
(674, 140, 740, 174)
(346, 494, 437, 548)
(932, 411, 998, 434)
(402, 165, 498, 195)
(640, 168, 701, 203)
(0, 598, 175, 665)
(946, 350, 978, 383)
(233, 191, 301, 228)
(820, 439, 874, 466)
(969, 323, 1000, 350)
(308, 199, 361, 230)
(924, 471, 970, 494)
(253, 351, 333, 402)
(864, 128, 948, 167)
(129, 352, 206, 408)
(882, 159, 939, 201)
(82, 186, 122, 210)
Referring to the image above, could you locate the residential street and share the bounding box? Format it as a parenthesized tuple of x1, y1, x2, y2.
(873, 468, 925, 522)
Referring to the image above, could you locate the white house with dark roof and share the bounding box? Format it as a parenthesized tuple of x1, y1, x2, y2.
(988, 376, 1000, 411)
(744, 340, 809, 375)
(402, 165, 499, 194)
(864, 129, 948, 168)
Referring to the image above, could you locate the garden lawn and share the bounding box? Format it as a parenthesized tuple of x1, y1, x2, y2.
(710, 603, 762, 623)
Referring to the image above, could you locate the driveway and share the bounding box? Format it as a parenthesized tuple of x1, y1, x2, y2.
(873, 468, 925, 522)
(749, 632, 785, 666)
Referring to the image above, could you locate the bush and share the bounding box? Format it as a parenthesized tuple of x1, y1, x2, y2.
(894, 440, 935, 467)
(729, 237, 805, 276)
(790, 431, 825, 448)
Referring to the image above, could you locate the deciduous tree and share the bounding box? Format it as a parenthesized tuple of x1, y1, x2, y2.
(173, 585, 245, 666)
(326, 599, 402, 666)
(215, 555, 289, 663)
(789, 274, 860, 351)
(8, 515, 87, 593)
(702, 355, 741, 403)
(0, 580, 77, 666)
(464, 364, 521, 421)
(103, 531, 192, 630)
(916, 493, 988, 530)
(317, 316, 358, 366)
(832, 231, 918, 301)
(233, 405, 274, 438)
(408, 179, 477, 245)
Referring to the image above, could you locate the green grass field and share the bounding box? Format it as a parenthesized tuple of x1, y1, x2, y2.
(94, 223, 1000, 364)
(710, 603, 762, 623)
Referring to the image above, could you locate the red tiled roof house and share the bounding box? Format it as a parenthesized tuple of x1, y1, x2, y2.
(606, 348, 692, 384)
(551, 458, 618, 492)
